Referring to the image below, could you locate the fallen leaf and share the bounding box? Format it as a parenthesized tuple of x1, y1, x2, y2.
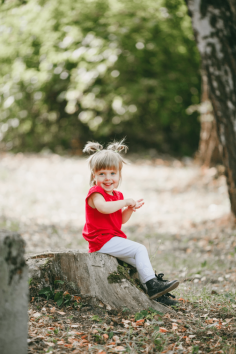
(114, 346, 125, 352)
(103, 334, 109, 340)
(179, 326, 187, 332)
(123, 323, 130, 328)
(144, 322, 151, 328)
(163, 313, 171, 319)
(225, 318, 233, 323)
(71, 325, 79, 328)
(57, 311, 66, 315)
(200, 314, 209, 318)
(185, 337, 191, 344)
(159, 327, 168, 333)
(113, 335, 120, 342)
(205, 319, 214, 324)
(33, 312, 41, 318)
(172, 323, 178, 331)
(57, 340, 64, 345)
(73, 296, 81, 302)
(136, 319, 145, 326)
(50, 307, 56, 313)
(68, 338, 78, 343)
(122, 319, 130, 324)
(44, 342, 55, 346)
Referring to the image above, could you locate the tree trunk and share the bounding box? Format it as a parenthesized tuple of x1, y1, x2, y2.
(26, 250, 174, 314)
(0, 231, 28, 354)
(186, 0, 236, 218)
(197, 70, 221, 166)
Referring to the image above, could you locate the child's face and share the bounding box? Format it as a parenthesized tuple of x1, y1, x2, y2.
(93, 169, 120, 194)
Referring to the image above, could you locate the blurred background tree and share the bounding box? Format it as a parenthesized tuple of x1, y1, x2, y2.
(0, 0, 200, 155)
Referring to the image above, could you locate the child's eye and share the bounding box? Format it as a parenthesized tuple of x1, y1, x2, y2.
(111, 172, 116, 175)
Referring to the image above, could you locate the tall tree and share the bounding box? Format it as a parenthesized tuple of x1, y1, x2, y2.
(186, 0, 236, 218)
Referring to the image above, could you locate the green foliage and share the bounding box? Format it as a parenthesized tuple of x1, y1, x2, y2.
(192, 346, 199, 354)
(38, 284, 76, 307)
(39, 287, 54, 300)
(0, 0, 200, 155)
(154, 337, 164, 351)
(108, 331, 114, 339)
(54, 291, 64, 306)
(90, 315, 102, 322)
(135, 310, 148, 321)
(134, 307, 163, 321)
(54, 280, 64, 285)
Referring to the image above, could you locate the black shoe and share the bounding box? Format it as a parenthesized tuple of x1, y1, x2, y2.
(155, 272, 177, 284)
(155, 292, 179, 307)
(146, 274, 179, 300)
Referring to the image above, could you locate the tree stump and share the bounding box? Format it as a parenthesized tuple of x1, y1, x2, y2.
(0, 230, 28, 354)
(27, 250, 174, 314)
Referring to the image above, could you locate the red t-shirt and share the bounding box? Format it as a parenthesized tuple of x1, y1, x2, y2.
(82, 185, 127, 252)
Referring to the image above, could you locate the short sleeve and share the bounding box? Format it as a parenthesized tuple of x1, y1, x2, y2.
(86, 185, 107, 202)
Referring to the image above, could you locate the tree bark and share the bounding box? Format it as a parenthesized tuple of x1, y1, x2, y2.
(186, 0, 236, 218)
(197, 69, 221, 166)
(26, 250, 174, 314)
(0, 230, 28, 354)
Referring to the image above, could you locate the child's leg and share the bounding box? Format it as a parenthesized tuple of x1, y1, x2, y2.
(97, 237, 155, 284)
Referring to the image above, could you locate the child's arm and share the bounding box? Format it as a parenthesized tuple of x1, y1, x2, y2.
(89, 193, 136, 214)
(122, 199, 144, 224)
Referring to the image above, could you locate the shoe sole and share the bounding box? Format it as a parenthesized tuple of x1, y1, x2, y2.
(149, 281, 179, 300)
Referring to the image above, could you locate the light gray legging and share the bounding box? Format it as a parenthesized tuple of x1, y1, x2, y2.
(97, 237, 155, 284)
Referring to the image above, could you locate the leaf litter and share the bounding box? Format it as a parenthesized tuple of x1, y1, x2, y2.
(0, 152, 236, 353)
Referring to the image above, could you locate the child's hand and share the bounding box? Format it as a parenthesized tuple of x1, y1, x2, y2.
(134, 199, 144, 210)
(128, 199, 144, 211)
(125, 198, 136, 208)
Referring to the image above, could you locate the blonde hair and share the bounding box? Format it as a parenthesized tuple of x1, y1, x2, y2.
(83, 139, 128, 186)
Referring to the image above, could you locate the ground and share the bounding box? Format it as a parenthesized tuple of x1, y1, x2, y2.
(0, 152, 235, 353)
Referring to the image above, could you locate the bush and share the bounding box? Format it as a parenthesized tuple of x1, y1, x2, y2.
(0, 0, 200, 155)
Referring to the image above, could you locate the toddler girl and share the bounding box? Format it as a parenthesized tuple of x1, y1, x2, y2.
(82, 140, 179, 303)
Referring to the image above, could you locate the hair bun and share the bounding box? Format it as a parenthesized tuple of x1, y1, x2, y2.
(107, 139, 128, 154)
(83, 141, 103, 154)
